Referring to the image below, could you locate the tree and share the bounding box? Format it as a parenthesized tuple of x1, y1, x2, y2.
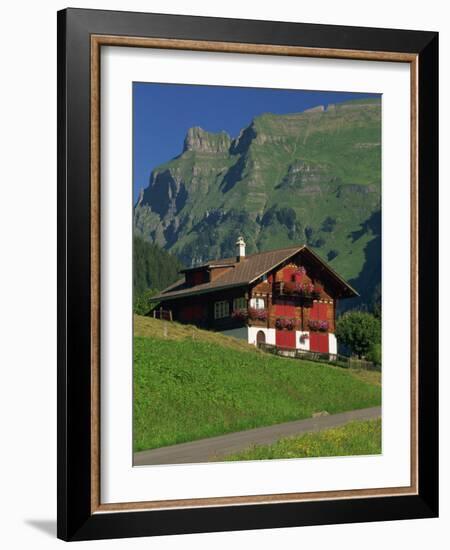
(367, 342, 382, 366)
(133, 288, 160, 316)
(371, 283, 382, 319)
(133, 236, 183, 296)
(327, 249, 339, 261)
(304, 225, 314, 242)
(311, 237, 326, 248)
(336, 311, 381, 358)
(321, 216, 337, 232)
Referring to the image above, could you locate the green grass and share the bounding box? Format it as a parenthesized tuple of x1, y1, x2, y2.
(134, 314, 260, 353)
(221, 419, 381, 461)
(133, 317, 381, 452)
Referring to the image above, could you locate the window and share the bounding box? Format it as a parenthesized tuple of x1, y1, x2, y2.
(261, 274, 268, 282)
(233, 297, 246, 311)
(214, 300, 230, 319)
(249, 297, 265, 309)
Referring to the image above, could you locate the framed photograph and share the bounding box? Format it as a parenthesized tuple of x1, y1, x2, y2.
(57, 8, 438, 541)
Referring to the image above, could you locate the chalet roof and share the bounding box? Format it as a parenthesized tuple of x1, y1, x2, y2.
(154, 244, 358, 302)
(180, 258, 236, 273)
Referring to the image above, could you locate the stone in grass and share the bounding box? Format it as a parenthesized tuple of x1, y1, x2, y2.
(312, 411, 330, 418)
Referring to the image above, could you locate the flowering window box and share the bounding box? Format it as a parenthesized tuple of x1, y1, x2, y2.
(308, 319, 329, 332)
(275, 318, 296, 331)
(248, 307, 268, 321)
(232, 308, 268, 325)
(231, 309, 248, 322)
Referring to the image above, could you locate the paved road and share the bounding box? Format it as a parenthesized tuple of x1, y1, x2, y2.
(134, 406, 381, 466)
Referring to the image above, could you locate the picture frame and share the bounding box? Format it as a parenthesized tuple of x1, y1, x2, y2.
(57, 7, 438, 541)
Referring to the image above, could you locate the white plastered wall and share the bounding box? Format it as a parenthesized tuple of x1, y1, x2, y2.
(329, 333, 338, 355)
(248, 326, 276, 346)
(296, 331, 310, 351)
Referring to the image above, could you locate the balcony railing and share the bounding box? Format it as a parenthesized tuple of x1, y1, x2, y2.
(273, 281, 321, 300)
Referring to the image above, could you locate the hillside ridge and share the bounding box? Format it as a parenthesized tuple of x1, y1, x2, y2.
(134, 98, 381, 308)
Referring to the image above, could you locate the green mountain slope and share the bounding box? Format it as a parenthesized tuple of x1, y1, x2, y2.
(134, 98, 381, 308)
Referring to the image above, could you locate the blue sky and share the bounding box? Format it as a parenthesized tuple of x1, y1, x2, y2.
(133, 83, 379, 203)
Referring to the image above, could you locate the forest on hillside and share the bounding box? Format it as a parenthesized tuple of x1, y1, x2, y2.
(133, 236, 183, 301)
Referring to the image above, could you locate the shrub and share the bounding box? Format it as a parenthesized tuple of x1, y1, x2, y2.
(133, 288, 160, 315)
(321, 216, 337, 232)
(336, 311, 381, 359)
(311, 237, 326, 248)
(367, 343, 382, 366)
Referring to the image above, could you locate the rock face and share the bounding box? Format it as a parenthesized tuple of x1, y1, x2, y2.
(134, 98, 382, 308)
(183, 127, 231, 153)
(279, 161, 333, 189)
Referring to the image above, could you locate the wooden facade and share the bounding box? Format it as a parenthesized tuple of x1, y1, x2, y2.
(153, 244, 357, 354)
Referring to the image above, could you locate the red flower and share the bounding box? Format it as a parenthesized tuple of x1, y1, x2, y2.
(275, 318, 295, 330)
(232, 309, 248, 321)
(308, 319, 329, 332)
(248, 307, 267, 321)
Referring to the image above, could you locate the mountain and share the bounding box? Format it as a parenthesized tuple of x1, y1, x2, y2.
(134, 98, 381, 309)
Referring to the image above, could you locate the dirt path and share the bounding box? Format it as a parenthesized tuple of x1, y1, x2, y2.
(133, 406, 381, 466)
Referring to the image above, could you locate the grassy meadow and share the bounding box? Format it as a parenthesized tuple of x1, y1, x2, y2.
(221, 419, 381, 461)
(133, 316, 381, 453)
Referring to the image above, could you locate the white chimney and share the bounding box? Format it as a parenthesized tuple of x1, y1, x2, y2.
(236, 236, 246, 262)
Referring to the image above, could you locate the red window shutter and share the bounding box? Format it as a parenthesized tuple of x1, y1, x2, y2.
(284, 304, 296, 316)
(274, 302, 296, 316)
(318, 333, 329, 352)
(288, 331, 296, 348)
(274, 304, 283, 315)
(276, 330, 296, 349)
(310, 302, 320, 320)
(310, 332, 329, 353)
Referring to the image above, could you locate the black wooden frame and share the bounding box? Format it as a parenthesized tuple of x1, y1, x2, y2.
(57, 8, 438, 541)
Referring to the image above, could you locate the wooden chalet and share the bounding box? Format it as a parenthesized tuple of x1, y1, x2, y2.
(152, 237, 358, 355)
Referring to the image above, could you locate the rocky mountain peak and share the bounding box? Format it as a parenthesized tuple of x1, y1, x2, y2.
(183, 127, 231, 154)
(230, 122, 257, 154)
(135, 99, 381, 308)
